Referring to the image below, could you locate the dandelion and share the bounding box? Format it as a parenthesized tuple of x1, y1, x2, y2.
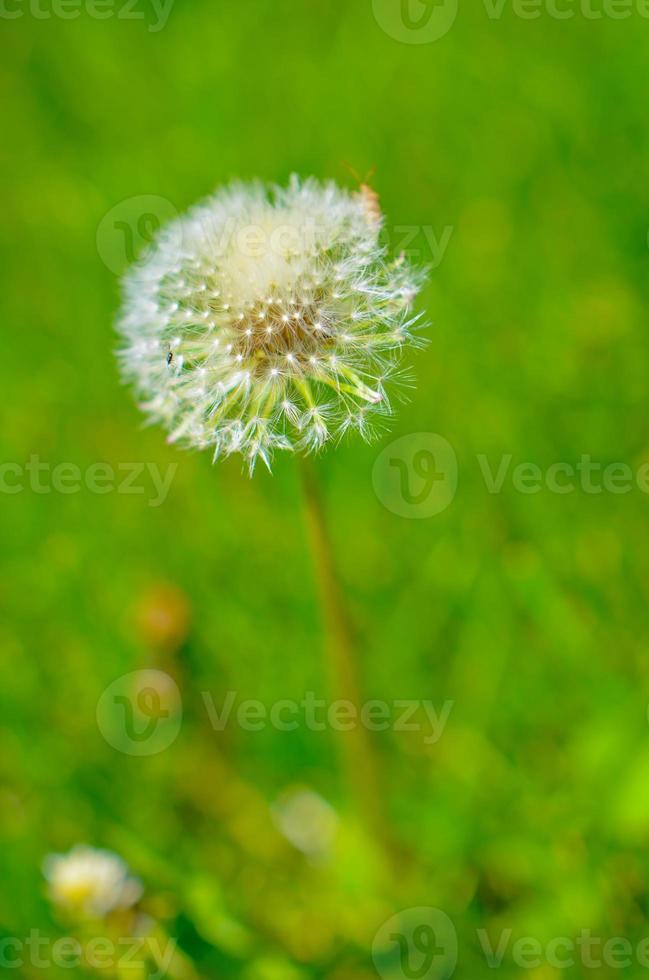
(115, 173, 428, 871)
(43, 845, 143, 919)
(116, 176, 426, 473)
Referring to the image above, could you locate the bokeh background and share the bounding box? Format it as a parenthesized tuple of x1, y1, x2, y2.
(2, 0, 649, 976)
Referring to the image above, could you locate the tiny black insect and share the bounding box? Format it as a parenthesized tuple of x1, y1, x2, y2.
(166, 351, 174, 365)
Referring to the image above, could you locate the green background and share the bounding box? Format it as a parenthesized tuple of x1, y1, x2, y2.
(2, 0, 649, 976)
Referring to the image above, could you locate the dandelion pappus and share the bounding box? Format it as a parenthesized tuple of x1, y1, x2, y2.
(116, 177, 427, 473)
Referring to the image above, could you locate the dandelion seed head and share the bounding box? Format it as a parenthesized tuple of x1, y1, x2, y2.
(116, 176, 427, 473)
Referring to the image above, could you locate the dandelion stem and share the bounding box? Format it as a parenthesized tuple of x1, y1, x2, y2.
(298, 455, 394, 871)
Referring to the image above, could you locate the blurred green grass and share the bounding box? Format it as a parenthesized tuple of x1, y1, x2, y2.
(2, 0, 649, 976)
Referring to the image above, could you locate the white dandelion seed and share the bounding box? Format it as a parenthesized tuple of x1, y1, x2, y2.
(116, 176, 427, 473)
(43, 846, 143, 919)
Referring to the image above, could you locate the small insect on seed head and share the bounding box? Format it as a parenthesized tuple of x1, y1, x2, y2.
(343, 162, 382, 230)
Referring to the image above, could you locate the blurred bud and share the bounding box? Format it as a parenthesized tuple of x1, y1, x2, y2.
(134, 582, 191, 652)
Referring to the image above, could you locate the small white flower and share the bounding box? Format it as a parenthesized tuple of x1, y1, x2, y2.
(116, 176, 427, 473)
(271, 788, 339, 859)
(43, 845, 143, 919)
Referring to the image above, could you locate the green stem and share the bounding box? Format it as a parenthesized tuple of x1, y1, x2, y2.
(298, 456, 394, 871)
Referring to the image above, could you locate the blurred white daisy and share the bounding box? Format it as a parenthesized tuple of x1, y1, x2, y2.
(43, 845, 143, 919)
(116, 176, 426, 473)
